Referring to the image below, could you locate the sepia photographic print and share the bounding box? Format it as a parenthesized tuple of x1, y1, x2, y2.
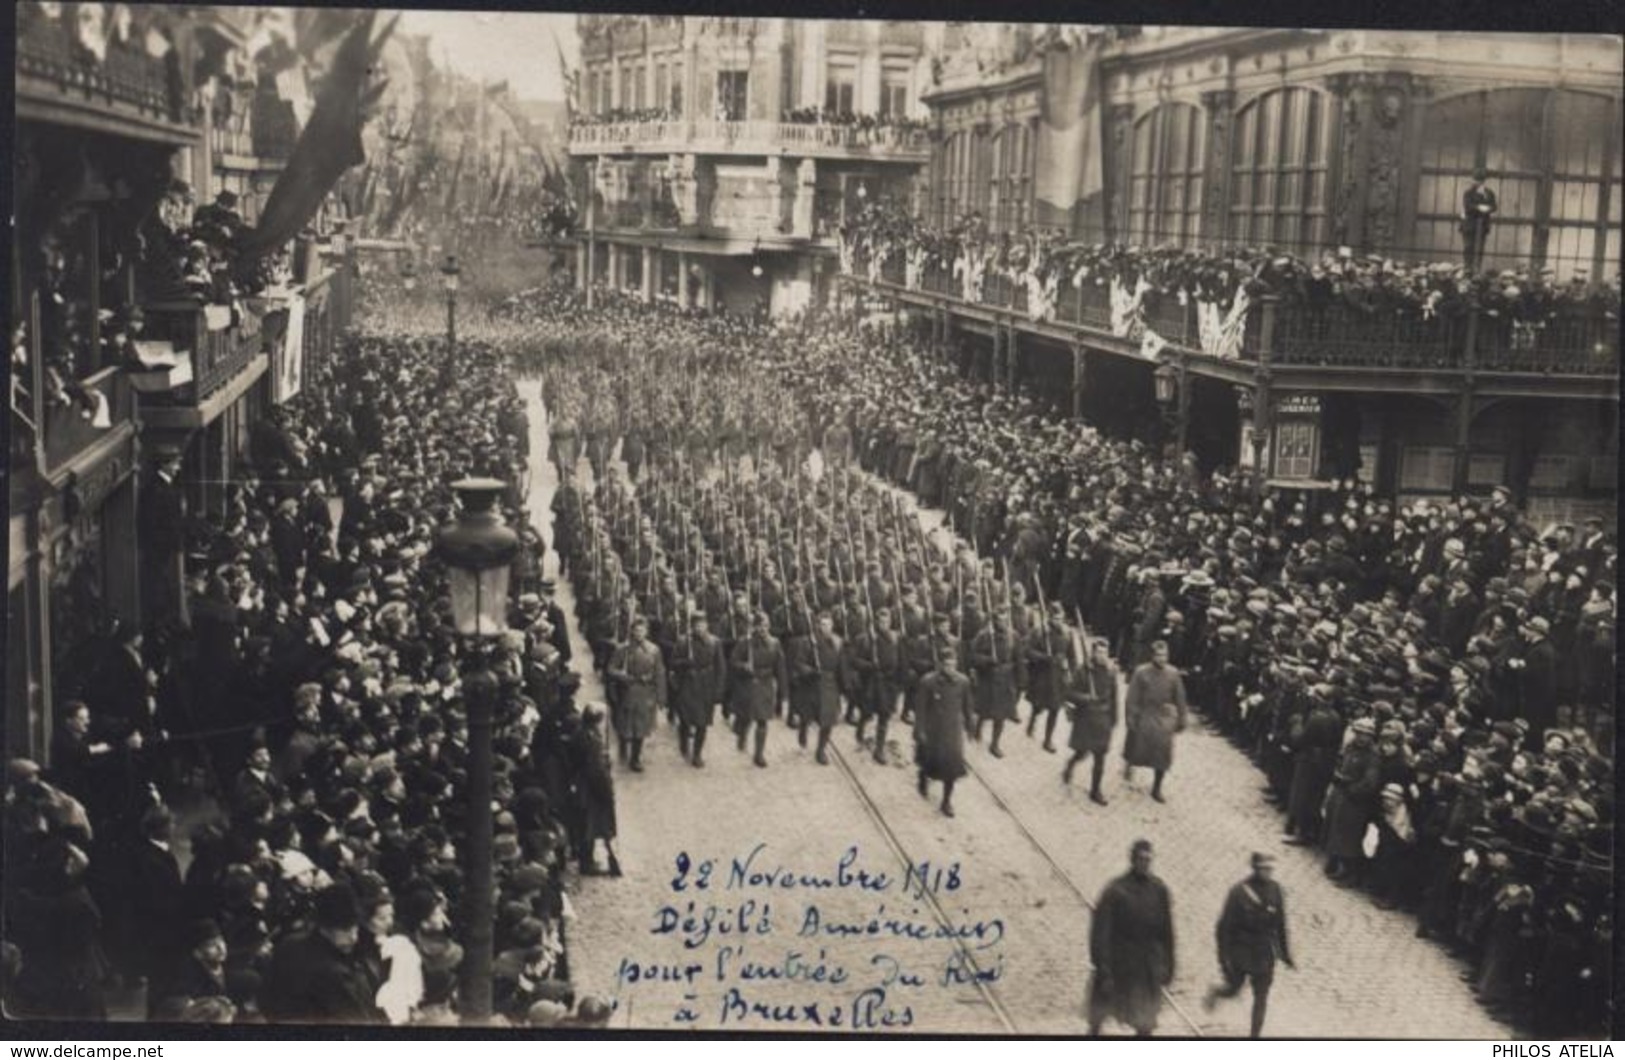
(4, 2, 1620, 1041)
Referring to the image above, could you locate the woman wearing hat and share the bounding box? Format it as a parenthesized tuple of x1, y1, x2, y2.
(1322, 718, 1381, 885)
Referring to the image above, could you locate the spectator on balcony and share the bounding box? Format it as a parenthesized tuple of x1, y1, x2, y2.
(1460, 168, 1497, 272)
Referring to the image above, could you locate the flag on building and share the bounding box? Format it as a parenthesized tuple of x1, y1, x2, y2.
(1034, 30, 1106, 235)
(242, 11, 397, 259)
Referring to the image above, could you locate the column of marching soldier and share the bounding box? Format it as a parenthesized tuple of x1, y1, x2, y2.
(545, 392, 1279, 1039)
(551, 437, 1173, 821)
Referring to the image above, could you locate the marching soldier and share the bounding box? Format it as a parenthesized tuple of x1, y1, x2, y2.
(1064, 639, 1120, 806)
(729, 611, 788, 768)
(670, 611, 726, 768)
(606, 617, 667, 772)
(846, 604, 902, 764)
(1123, 640, 1188, 803)
(1025, 602, 1072, 752)
(971, 602, 1021, 757)
(788, 611, 845, 765)
(915, 639, 971, 818)
(1204, 852, 1295, 1038)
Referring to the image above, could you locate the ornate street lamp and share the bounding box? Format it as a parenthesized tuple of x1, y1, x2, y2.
(1153, 359, 1179, 407)
(440, 254, 461, 351)
(435, 477, 520, 1024)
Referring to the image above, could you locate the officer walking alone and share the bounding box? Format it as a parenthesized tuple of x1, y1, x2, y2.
(1204, 852, 1295, 1038)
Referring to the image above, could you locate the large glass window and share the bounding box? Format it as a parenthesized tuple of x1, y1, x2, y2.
(717, 71, 749, 121)
(619, 66, 634, 111)
(987, 123, 1035, 232)
(1130, 103, 1207, 247)
(826, 60, 857, 115)
(880, 67, 910, 118)
(1229, 88, 1329, 253)
(1415, 88, 1620, 279)
(654, 64, 668, 114)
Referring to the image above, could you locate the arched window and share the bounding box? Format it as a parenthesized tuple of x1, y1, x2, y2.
(942, 130, 966, 223)
(1416, 88, 1621, 280)
(1229, 88, 1330, 253)
(1128, 103, 1207, 247)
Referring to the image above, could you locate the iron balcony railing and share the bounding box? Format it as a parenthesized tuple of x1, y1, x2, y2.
(141, 303, 264, 403)
(570, 118, 929, 157)
(855, 254, 1619, 377)
(17, 15, 184, 125)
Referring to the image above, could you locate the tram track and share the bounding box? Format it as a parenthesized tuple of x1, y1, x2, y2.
(850, 464, 1207, 1037)
(825, 742, 1020, 1035)
(961, 756, 1208, 1037)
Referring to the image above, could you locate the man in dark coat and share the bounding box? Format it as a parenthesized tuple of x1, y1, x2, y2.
(1123, 640, 1188, 802)
(1205, 852, 1295, 1038)
(259, 886, 377, 1023)
(138, 445, 189, 631)
(1284, 686, 1344, 845)
(123, 805, 186, 985)
(1512, 616, 1558, 748)
(539, 579, 572, 664)
(1063, 639, 1119, 805)
(1088, 840, 1176, 1037)
(914, 642, 971, 818)
(150, 918, 235, 1022)
(670, 611, 725, 768)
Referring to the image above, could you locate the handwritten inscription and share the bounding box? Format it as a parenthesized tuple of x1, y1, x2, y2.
(614, 843, 1005, 1029)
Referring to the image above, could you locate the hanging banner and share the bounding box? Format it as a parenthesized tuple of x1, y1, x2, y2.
(273, 291, 307, 403)
(1034, 32, 1105, 231)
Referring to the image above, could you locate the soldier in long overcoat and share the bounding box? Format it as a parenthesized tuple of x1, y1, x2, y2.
(606, 617, 667, 772)
(1088, 840, 1176, 1037)
(971, 605, 1021, 756)
(1123, 641, 1188, 802)
(1065, 639, 1120, 805)
(728, 611, 788, 768)
(670, 612, 726, 768)
(914, 644, 971, 817)
(845, 604, 902, 764)
(787, 611, 845, 765)
(1024, 604, 1072, 751)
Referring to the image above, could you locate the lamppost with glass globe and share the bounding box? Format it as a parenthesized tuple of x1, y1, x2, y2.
(441, 254, 461, 351)
(435, 477, 520, 1024)
(1153, 357, 1182, 457)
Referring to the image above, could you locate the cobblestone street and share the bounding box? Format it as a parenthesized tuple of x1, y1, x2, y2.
(523, 385, 1512, 1038)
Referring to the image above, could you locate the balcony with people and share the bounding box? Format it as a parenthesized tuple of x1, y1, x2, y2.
(568, 107, 931, 161)
(15, 1, 194, 141)
(840, 202, 1621, 386)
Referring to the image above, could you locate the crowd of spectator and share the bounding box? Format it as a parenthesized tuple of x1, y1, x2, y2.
(5, 283, 614, 1028)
